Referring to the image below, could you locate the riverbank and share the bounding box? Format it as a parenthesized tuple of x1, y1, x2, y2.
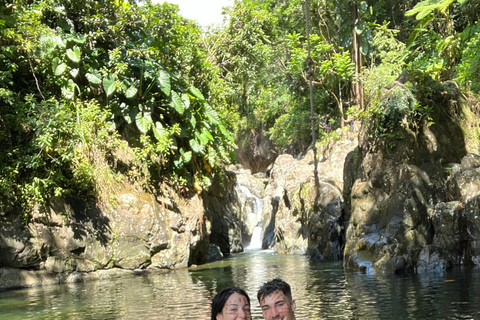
(0, 267, 170, 291)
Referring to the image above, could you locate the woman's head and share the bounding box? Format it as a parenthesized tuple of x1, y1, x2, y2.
(211, 287, 252, 320)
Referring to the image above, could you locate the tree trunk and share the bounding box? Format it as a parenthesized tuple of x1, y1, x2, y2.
(351, 0, 364, 109)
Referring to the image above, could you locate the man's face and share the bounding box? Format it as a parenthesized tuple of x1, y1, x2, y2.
(260, 290, 296, 320)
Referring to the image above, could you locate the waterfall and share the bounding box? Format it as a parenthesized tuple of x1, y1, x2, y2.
(248, 226, 263, 249)
(235, 184, 264, 250)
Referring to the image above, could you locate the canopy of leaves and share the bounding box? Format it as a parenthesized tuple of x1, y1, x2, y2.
(0, 0, 235, 215)
(2, 0, 480, 216)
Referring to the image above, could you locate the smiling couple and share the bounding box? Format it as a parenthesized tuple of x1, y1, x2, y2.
(211, 278, 309, 320)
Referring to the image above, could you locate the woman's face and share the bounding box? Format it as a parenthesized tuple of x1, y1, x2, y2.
(216, 292, 252, 320)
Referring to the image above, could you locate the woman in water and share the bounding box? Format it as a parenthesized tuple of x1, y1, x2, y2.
(211, 286, 252, 320)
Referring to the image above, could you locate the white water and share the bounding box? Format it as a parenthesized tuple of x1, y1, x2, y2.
(235, 184, 264, 250)
(247, 226, 263, 249)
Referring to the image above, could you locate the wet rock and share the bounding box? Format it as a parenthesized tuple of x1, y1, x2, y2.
(206, 244, 223, 262)
(261, 129, 358, 259)
(344, 77, 480, 274)
(202, 170, 244, 254)
(0, 186, 208, 287)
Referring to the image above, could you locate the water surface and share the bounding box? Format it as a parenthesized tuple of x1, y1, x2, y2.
(1, 250, 479, 319)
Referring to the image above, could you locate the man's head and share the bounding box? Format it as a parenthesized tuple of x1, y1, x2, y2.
(257, 278, 296, 320)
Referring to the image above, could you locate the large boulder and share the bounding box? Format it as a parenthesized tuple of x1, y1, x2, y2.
(202, 170, 245, 254)
(343, 76, 480, 274)
(235, 129, 277, 174)
(260, 129, 358, 259)
(0, 185, 208, 288)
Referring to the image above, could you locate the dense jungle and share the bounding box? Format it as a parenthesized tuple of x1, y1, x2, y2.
(1, 0, 480, 287)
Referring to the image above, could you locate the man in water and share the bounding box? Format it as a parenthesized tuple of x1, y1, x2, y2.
(257, 278, 309, 320)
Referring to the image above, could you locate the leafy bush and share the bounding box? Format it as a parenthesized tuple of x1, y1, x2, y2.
(456, 26, 480, 93)
(0, 0, 235, 215)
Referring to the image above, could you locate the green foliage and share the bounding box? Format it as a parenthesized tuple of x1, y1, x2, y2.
(0, 0, 235, 215)
(405, 0, 466, 20)
(361, 22, 407, 109)
(455, 24, 480, 93)
(365, 83, 434, 153)
(212, 0, 360, 151)
(404, 0, 476, 82)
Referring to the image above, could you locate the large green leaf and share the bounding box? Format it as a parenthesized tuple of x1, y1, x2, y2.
(189, 86, 205, 101)
(175, 148, 191, 168)
(153, 121, 167, 142)
(55, 63, 67, 76)
(158, 69, 171, 96)
(170, 91, 184, 115)
(69, 68, 79, 78)
(66, 46, 81, 63)
(218, 124, 234, 142)
(86, 72, 102, 85)
(190, 138, 203, 153)
(189, 113, 196, 128)
(182, 150, 192, 163)
(135, 109, 153, 134)
(181, 93, 190, 110)
(202, 127, 214, 141)
(103, 78, 116, 97)
(195, 131, 209, 146)
(204, 104, 220, 124)
(61, 79, 77, 100)
(125, 86, 137, 99)
(120, 103, 132, 124)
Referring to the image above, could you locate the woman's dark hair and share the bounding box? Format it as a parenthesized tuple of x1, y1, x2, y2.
(211, 286, 250, 320)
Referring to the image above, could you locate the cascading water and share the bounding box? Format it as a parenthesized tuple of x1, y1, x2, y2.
(248, 226, 263, 249)
(235, 184, 264, 250)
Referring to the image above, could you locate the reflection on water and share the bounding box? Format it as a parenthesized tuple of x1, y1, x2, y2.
(1, 249, 480, 319)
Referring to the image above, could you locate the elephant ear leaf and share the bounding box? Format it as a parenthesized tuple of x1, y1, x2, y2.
(153, 121, 168, 142)
(86, 71, 102, 84)
(158, 69, 171, 96)
(125, 86, 137, 99)
(135, 107, 153, 134)
(181, 93, 190, 111)
(55, 63, 68, 76)
(189, 85, 205, 102)
(66, 46, 81, 63)
(170, 91, 184, 115)
(103, 77, 116, 97)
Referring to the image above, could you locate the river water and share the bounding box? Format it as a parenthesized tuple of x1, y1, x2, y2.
(1, 249, 479, 319)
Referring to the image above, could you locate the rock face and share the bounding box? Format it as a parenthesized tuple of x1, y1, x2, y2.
(260, 130, 358, 259)
(0, 186, 208, 289)
(202, 170, 244, 254)
(343, 77, 480, 274)
(235, 129, 277, 174)
(202, 166, 271, 255)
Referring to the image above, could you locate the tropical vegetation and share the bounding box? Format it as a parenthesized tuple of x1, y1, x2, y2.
(1, 0, 479, 217)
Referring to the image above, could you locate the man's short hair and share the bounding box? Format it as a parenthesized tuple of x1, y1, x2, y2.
(257, 278, 292, 303)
